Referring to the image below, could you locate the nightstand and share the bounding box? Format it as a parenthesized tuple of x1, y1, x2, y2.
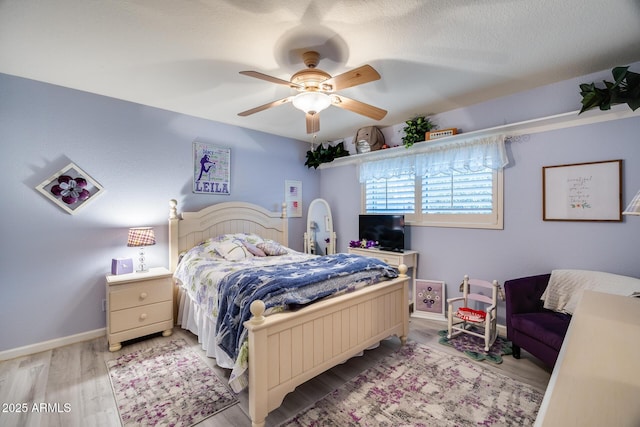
(105, 267, 173, 351)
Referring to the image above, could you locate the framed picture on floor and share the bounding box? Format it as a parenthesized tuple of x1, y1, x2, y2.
(412, 279, 446, 320)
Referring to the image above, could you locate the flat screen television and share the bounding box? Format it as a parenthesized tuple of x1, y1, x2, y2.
(358, 214, 405, 252)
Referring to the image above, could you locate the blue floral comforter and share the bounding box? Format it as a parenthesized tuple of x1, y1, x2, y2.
(173, 234, 399, 391)
(216, 253, 398, 360)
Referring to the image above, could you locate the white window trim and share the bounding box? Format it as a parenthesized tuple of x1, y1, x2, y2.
(361, 169, 503, 229)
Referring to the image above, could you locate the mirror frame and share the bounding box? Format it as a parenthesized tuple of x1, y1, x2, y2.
(304, 198, 336, 255)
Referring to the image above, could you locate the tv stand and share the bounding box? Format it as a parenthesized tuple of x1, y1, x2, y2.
(348, 247, 418, 304)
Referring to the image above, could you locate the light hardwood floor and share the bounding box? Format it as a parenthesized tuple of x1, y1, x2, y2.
(0, 318, 551, 427)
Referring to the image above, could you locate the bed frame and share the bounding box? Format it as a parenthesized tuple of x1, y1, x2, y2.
(168, 199, 409, 427)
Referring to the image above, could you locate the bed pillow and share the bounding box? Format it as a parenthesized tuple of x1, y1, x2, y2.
(198, 238, 221, 258)
(243, 241, 266, 257)
(257, 240, 288, 256)
(212, 240, 254, 261)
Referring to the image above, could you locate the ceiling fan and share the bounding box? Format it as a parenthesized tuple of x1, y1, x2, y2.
(237, 51, 387, 134)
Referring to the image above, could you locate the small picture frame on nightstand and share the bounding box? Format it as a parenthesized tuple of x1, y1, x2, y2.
(412, 279, 446, 320)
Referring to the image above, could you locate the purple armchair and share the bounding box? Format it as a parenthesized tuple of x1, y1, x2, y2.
(504, 274, 571, 369)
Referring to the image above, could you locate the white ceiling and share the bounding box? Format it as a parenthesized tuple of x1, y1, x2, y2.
(2, 0, 640, 143)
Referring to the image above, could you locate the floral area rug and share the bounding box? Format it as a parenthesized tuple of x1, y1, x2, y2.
(438, 327, 513, 364)
(280, 341, 542, 426)
(106, 339, 238, 427)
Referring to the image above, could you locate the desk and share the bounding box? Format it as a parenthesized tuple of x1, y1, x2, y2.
(535, 291, 640, 426)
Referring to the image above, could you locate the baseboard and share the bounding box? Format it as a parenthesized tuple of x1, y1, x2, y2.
(0, 328, 106, 361)
(497, 323, 507, 337)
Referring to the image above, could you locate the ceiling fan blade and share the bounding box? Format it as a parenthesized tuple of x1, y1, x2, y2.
(306, 113, 320, 134)
(331, 95, 387, 120)
(238, 96, 294, 116)
(239, 71, 302, 88)
(320, 65, 381, 92)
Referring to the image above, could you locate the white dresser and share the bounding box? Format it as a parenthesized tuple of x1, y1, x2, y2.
(348, 247, 418, 303)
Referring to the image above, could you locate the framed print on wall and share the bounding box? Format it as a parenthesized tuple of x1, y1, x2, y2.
(284, 179, 302, 217)
(412, 279, 446, 320)
(193, 142, 231, 195)
(36, 162, 104, 215)
(542, 159, 622, 221)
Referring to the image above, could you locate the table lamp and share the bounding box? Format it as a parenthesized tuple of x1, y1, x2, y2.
(127, 227, 156, 272)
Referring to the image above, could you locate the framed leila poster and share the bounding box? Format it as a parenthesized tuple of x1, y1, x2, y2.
(412, 279, 446, 320)
(193, 142, 231, 195)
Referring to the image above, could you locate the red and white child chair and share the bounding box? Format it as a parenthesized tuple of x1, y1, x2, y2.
(447, 275, 500, 351)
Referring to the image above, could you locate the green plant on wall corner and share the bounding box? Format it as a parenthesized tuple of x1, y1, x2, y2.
(402, 115, 436, 147)
(579, 66, 640, 114)
(305, 142, 350, 169)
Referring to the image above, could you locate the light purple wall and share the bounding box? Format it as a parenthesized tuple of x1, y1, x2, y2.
(321, 64, 640, 323)
(0, 74, 320, 351)
(2, 63, 639, 351)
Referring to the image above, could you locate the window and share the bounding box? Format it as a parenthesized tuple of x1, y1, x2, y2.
(363, 168, 503, 229)
(359, 134, 507, 229)
(364, 174, 414, 213)
(422, 169, 494, 214)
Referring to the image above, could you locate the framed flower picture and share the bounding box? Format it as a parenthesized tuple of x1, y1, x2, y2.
(36, 162, 104, 215)
(412, 279, 446, 320)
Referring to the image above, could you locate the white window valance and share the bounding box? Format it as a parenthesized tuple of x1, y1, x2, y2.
(359, 134, 508, 182)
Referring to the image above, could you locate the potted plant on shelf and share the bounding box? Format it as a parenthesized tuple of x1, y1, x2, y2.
(304, 142, 350, 169)
(579, 65, 640, 114)
(402, 115, 436, 147)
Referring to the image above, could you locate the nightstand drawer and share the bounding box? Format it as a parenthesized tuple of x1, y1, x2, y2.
(109, 300, 173, 333)
(109, 277, 172, 311)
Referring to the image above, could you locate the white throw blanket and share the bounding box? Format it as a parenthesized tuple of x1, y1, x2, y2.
(541, 269, 640, 314)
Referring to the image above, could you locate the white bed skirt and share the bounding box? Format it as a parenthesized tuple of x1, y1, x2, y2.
(176, 286, 235, 370)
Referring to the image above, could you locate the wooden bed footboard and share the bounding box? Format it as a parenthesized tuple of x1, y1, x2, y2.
(244, 268, 409, 427)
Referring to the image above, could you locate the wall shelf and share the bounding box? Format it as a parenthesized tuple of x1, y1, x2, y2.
(319, 105, 640, 169)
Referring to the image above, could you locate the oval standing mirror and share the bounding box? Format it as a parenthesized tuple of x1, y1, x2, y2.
(304, 198, 336, 255)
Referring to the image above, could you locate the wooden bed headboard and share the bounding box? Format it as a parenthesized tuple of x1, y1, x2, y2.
(168, 199, 288, 271)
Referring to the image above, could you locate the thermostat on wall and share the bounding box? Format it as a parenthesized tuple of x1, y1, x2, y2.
(111, 258, 133, 275)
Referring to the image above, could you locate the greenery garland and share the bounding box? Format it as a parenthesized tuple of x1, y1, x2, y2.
(304, 142, 350, 169)
(579, 66, 640, 114)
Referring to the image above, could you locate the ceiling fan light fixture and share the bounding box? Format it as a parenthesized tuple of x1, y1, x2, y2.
(292, 91, 331, 115)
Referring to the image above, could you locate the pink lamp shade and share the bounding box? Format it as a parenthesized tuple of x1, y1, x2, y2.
(623, 190, 640, 216)
(127, 227, 156, 247)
